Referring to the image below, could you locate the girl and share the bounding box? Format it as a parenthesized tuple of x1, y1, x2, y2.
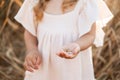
(14, 0, 113, 80)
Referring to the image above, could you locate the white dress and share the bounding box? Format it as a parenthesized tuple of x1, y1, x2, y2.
(14, 0, 113, 80)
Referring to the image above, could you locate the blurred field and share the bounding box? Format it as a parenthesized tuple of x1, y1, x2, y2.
(0, 0, 120, 80)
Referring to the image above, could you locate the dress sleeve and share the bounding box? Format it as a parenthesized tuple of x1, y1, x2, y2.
(14, 0, 38, 37)
(77, 0, 113, 47)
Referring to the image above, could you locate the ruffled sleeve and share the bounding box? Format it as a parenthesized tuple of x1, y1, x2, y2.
(77, 0, 113, 47)
(14, 0, 38, 37)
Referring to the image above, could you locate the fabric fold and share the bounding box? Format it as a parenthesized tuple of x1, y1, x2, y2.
(14, 0, 37, 37)
(77, 0, 113, 47)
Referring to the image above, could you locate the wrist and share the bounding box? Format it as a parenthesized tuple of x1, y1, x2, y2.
(73, 42, 81, 52)
(26, 48, 38, 54)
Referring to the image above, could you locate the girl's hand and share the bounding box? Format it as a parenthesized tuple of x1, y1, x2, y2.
(23, 50, 42, 72)
(57, 42, 80, 59)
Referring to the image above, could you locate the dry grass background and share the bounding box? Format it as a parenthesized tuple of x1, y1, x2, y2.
(0, 0, 120, 80)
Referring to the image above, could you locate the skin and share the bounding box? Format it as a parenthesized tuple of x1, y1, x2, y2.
(57, 23, 96, 59)
(23, 30, 42, 72)
(23, 0, 96, 72)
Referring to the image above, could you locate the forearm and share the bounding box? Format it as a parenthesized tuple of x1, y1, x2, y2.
(75, 33, 95, 51)
(24, 30, 38, 53)
(75, 23, 96, 51)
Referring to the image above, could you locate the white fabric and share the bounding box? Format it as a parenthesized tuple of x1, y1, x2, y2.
(14, 0, 113, 80)
(76, 0, 113, 47)
(14, 0, 38, 36)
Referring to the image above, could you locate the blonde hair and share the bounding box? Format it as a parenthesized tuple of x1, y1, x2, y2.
(34, 0, 78, 21)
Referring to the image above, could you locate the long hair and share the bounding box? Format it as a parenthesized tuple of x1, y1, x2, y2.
(34, 0, 78, 21)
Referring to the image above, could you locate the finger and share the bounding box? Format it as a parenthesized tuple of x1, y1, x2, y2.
(57, 49, 73, 59)
(56, 49, 65, 57)
(27, 59, 35, 69)
(32, 55, 37, 65)
(26, 65, 34, 72)
(63, 49, 79, 59)
(36, 56, 41, 67)
(60, 50, 69, 58)
(63, 52, 72, 57)
(58, 48, 73, 58)
(59, 52, 65, 58)
(24, 62, 33, 72)
(31, 55, 39, 69)
(72, 46, 80, 55)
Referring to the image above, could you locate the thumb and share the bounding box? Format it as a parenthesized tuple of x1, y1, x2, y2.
(72, 46, 80, 55)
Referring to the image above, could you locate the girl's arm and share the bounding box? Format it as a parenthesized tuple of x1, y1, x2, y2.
(24, 30, 38, 52)
(24, 30, 41, 72)
(75, 22, 96, 51)
(57, 23, 96, 59)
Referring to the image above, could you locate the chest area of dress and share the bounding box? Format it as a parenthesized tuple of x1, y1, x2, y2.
(37, 14, 77, 33)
